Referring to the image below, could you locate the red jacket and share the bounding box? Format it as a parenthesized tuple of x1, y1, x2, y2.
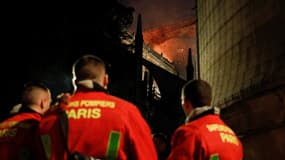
(168, 114, 243, 160)
(38, 88, 158, 160)
(0, 110, 42, 160)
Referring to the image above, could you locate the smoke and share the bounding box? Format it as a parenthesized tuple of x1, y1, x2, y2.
(120, 0, 196, 79)
(143, 19, 196, 45)
(142, 19, 197, 80)
(121, 0, 196, 31)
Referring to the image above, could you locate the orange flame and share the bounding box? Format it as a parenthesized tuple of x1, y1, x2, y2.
(143, 19, 196, 78)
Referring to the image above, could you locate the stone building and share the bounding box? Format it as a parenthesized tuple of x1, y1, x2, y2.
(197, 0, 285, 159)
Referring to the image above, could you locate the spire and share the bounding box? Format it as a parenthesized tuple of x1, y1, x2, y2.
(135, 13, 143, 42)
(186, 48, 194, 81)
(135, 13, 143, 81)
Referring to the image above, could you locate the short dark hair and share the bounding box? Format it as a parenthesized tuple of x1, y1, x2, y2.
(72, 54, 106, 81)
(21, 82, 50, 105)
(182, 79, 212, 108)
(22, 82, 49, 94)
(152, 132, 167, 142)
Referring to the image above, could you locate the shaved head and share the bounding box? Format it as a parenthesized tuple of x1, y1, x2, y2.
(21, 82, 51, 114)
(72, 54, 108, 89)
(182, 79, 212, 108)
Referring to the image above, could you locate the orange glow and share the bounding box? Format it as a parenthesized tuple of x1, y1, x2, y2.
(143, 19, 196, 44)
(153, 45, 162, 54)
(152, 45, 172, 62)
(143, 19, 196, 79)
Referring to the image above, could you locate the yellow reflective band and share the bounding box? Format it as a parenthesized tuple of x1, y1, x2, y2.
(41, 134, 51, 160)
(106, 131, 121, 160)
(210, 154, 219, 160)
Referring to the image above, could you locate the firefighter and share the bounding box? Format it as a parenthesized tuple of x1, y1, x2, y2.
(153, 132, 170, 160)
(167, 79, 243, 160)
(0, 82, 52, 160)
(38, 54, 158, 160)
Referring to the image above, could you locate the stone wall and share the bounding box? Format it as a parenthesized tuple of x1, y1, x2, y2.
(197, 0, 285, 105)
(197, 0, 285, 159)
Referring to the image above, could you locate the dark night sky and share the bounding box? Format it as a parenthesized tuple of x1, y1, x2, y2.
(120, 0, 196, 31)
(0, 0, 196, 118)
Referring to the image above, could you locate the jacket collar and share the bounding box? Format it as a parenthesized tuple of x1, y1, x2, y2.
(185, 106, 220, 124)
(76, 80, 108, 93)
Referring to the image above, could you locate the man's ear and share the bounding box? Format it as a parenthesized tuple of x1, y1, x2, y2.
(103, 74, 109, 89)
(40, 99, 44, 110)
(184, 99, 190, 109)
(183, 99, 193, 115)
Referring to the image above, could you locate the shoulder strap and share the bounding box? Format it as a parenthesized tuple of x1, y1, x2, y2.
(58, 110, 73, 158)
(58, 109, 101, 160)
